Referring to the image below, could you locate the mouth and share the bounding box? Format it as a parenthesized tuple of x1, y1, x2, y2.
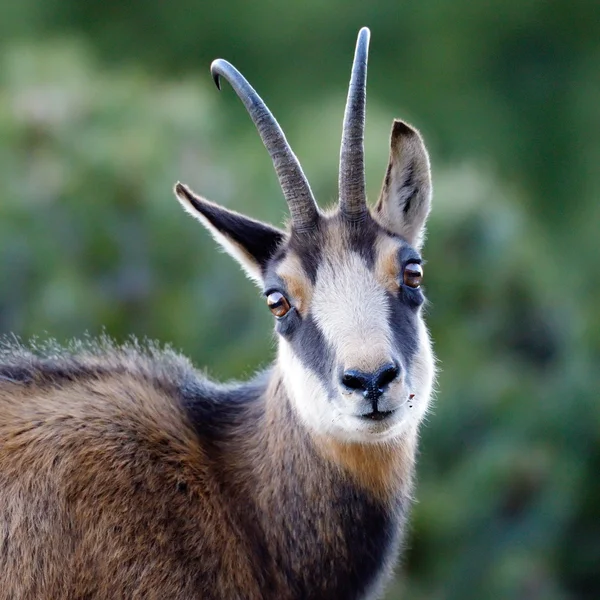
(358, 409, 396, 422)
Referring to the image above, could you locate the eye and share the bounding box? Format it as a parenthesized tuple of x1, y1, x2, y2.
(266, 292, 291, 318)
(403, 263, 423, 288)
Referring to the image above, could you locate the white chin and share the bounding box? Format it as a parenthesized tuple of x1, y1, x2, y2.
(334, 410, 412, 443)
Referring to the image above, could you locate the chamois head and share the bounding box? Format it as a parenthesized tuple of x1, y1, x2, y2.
(175, 28, 435, 443)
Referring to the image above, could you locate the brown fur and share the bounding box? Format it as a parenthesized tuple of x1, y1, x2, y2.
(0, 345, 257, 598)
(276, 252, 314, 316)
(374, 235, 403, 294)
(313, 435, 417, 503)
(0, 341, 413, 599)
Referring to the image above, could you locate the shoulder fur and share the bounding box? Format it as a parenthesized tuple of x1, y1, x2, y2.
(0, 335, 269, 598)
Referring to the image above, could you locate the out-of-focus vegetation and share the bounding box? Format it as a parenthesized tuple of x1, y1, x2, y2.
(0, 1, 598, 598)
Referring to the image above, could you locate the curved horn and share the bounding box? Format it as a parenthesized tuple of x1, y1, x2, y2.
(210, 59, 319, 231)
(339, 27, 370, 222)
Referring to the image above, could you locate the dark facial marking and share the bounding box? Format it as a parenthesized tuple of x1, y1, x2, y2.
(262, 271, 288, 302)
(288, 313, 335, 388)
(342, 213, 379, 268)
(399, 245, 422, 268)
(386, 291, 420, 373)
(289, 230, 323, 285)
(288, 228, 323, 284)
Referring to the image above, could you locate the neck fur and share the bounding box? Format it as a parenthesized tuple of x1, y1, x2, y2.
(218, 366, 417, 597)
(257, 364, 417, 504)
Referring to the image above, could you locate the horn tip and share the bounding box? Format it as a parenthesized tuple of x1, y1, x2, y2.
(209, 59, 224, 90)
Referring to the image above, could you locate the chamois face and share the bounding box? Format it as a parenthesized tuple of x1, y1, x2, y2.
(175, 120, 436, 443)
(268, 216, 434, 443)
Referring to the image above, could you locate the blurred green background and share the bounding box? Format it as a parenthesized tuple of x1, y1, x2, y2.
(0, 1, 598, 598)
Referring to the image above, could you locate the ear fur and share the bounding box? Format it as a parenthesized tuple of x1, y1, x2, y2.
(174, 182, 286, 284)
(373, 120, 432, 249)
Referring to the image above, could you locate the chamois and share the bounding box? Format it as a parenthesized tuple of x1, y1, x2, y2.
(0, 28, 436, 599)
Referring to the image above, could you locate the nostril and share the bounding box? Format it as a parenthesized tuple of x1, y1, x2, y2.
(341, 371, 368, 391)
(375, 363, 400, 390)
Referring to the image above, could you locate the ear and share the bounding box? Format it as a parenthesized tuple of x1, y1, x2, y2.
(373, 120, 432, 249)
(174, 182, 286, 284)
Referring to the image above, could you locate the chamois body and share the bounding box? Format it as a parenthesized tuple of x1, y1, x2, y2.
(0, 28, 437, 599)
(0, 341, 413, 599)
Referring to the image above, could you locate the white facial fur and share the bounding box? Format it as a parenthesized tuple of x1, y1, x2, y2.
(278, 249, 435, 444)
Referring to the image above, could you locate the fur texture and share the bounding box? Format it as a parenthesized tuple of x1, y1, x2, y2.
(0, 338, 414, 599)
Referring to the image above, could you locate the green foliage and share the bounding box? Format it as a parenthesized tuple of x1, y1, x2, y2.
(0, 3, 598, 598)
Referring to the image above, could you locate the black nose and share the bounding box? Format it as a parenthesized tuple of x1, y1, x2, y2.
(340, 363, 400, 402)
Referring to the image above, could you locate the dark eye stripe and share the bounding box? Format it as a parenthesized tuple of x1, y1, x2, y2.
(386, 291, 419, 370)
(288, 313, 335, 386)
(399, 245, 422, 267)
